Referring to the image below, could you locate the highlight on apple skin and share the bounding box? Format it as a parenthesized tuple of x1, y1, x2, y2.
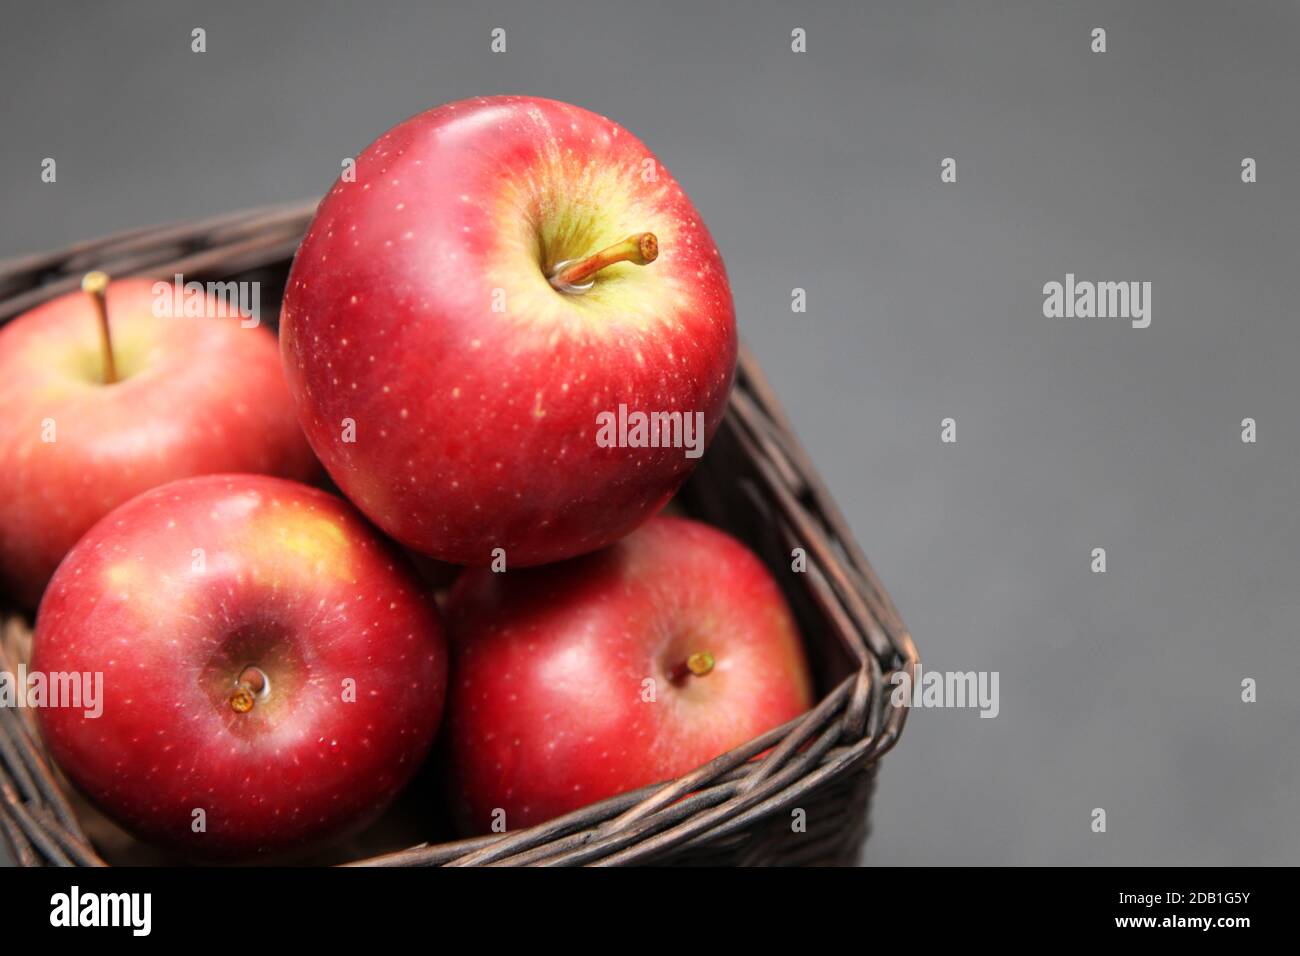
(0, 277, 319, 608)
(30, 474, 448, 859)
(442, 515, 813, 833)
(280, 95, 738, 568)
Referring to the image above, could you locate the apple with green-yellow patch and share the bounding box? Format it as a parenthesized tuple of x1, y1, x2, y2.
(31, 473, 447, 859)
(280, 95, 737, 567)
(0, 274, 317, 607)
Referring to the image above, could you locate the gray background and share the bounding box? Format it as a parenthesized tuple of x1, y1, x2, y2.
(2, 0, 1297, 865)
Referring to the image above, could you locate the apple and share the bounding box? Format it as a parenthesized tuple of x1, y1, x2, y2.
(0, 275, 318, 608)
(30, 474, 447, 858)
(280, 95, 737, 567)
(442, 515, 813, 832)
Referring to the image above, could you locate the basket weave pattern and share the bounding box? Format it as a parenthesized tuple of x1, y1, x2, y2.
(0, 205, 917, 866)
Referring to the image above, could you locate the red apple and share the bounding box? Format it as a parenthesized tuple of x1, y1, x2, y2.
(443, 515, 813, 832)
(31, 474, 447, 859)
(280, 95, 736, 567)
(0, 276, 318, 608)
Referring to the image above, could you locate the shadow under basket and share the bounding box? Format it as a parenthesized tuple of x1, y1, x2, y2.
(0, 203, 918, 867)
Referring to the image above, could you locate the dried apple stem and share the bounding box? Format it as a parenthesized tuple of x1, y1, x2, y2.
(549, 233, 658, 290)
(230, 665, 269, 713)
(81, 271, 117, 385)
(668, 651, 715, 684)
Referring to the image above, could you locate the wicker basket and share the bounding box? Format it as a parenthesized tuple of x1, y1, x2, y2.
(0, 204, 917, 867)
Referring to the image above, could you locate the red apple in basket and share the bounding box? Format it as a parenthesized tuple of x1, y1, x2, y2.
(280, 95, 737, 567)
(443, 515, 813, 832)
(0, 274, 318, 607)
(30, 474, 447, 858)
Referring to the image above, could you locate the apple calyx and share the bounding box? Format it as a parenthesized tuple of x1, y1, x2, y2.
(668, 651, 715, 685)
(548, 233, 658, 292)
(229, 665, 269, 714)
(81, 271, 118, 385)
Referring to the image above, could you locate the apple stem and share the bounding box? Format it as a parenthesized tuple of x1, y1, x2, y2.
(230, 665, 269, 714)
(549, 233, 658, 291)
(81, 271, 117, 385)
(238, 665, 267, 694)
(668, 651, 715, 685)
